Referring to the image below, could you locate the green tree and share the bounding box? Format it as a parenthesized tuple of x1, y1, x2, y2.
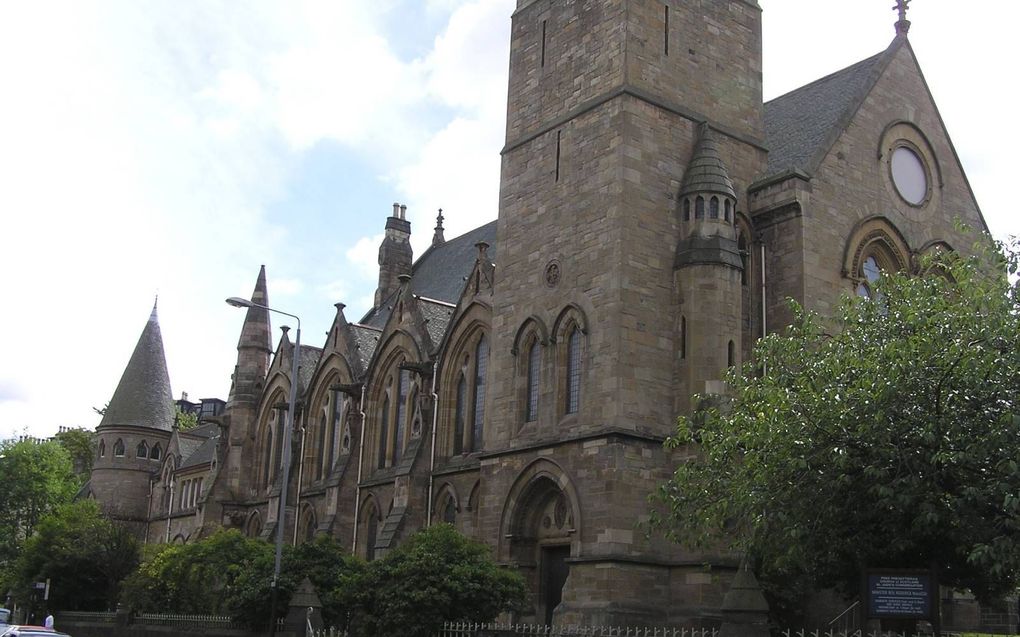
(53, 427, 96, 480)
(352, 524, 527, 637)
(10, 500, 139, 612)
(120, 529, 272, 615)
(653, 242, 1020, 616)
(174, 406, 199, 431)
(0, 439, 78, 584)
(226, 535, 366, 630)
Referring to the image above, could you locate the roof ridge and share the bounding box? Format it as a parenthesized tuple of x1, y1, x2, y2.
(765, 49, 886, 106)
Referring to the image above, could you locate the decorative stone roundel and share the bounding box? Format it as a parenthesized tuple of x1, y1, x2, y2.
(891, 146, 928, 205)
(544, 260, 561, 288)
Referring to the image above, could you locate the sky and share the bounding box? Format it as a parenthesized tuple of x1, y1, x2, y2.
(1, 1, 1017, 441)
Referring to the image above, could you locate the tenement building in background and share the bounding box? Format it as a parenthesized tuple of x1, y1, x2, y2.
(86, 0, 989, 626)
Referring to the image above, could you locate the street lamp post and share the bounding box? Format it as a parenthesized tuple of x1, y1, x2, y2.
(226, 296, 301, 637)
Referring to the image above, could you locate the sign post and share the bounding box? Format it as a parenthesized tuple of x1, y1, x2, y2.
(864, 569, 939, 633)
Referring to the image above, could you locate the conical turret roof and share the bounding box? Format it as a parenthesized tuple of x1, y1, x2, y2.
(679, 124, 737, 199)
(99, 300, 175, 431)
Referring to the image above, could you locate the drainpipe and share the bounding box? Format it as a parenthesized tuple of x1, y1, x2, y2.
(352, 386, 367, 554)
(293, 412, 306, 546)
(426, 361, 439, 526)
(760, 243, 768, 374)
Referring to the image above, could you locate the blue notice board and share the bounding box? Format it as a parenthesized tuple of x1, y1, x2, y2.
(867, 572, 933, 618)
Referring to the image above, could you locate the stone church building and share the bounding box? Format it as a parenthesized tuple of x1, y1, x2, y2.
(88, 0, 989, 627)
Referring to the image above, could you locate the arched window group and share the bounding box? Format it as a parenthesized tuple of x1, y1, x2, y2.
(256, 397, 286, 490)
(452, 335, 488, 455)
(514, 307, 588, 426)
(682, 195, 734, 224)
(375, 357, 420, 471)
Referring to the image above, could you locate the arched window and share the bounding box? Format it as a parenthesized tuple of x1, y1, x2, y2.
(150, 444, 162, 461)
(526, 340, 541, 422)
(328, 389, 343, 471)
(728, 340, 736, 368)
(136, 441, 148, 458)
(378, 390, 390, 469)
(856, 255, 883, 299)
(565, 327, 581, 414)
(709, 196, 719, 219)
(683, 199, 691, 221)
(471, 337, 488, 451)
(262, 427, 274, 488)
(442, 496, 457, 524)
(392, 369, 410, 465)
(365, 504, 379, 561)
(724, 199, 732, 222)
(113, 438, 125, 457)
(316, 413, 328, 481)
(341, 405, 353, 454)
(695, 196, 705, 219)
(454, 374, 467, 455)
(98, 439, 106, 458)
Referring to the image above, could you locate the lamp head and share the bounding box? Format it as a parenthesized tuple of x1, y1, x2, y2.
(225, 297, 253, 309)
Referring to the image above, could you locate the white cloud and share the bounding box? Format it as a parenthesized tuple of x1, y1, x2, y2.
(347, 234, 385, 280)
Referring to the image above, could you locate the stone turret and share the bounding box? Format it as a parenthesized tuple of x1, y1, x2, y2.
(228, 265, 272, 408)
(225, 266, 272, 495)
(675, 124, 744, 413)
(91, 300, 175, 535)
(375, 203, 412, 307)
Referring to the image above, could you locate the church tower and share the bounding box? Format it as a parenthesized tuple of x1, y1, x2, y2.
(483, 0, 767, 625)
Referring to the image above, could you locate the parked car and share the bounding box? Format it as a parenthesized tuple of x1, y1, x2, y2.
(0, 608, 10, 625)
(0, 627, 72, 637)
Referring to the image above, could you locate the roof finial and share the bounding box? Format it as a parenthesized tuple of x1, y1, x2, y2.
(150, 295, 159, 322)
(893, 0, 911, 35)
(432, 208, 446, 247)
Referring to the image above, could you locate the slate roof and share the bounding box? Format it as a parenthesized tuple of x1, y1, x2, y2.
(763, 47, 892, 180)
(187, 422, 220, 438)
(298, 345, 322, 396)
(680, 124, 737, 198)
(418, 298, 456, 348)
(361, 221, 497, 328)
(100, 303, 175, 432)
(350, 324, 382, 370)
(180, 436, 218, 470)
(177, 437, 204, 462)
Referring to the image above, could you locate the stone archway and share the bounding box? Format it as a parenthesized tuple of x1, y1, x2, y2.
(501, 461, 580, 625)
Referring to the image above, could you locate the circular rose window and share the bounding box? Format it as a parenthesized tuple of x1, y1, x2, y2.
(890, 146, 928, 205)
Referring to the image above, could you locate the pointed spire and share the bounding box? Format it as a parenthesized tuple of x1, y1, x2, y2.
(99, 304, 175, 431)
(894, 0, 911, 36)
(432, 208, 446, 247)
(680, 123, 736, 199)
(228, 266, 272, 406)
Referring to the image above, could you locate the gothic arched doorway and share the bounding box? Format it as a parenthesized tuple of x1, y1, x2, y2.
(500, 461, 580, 625)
